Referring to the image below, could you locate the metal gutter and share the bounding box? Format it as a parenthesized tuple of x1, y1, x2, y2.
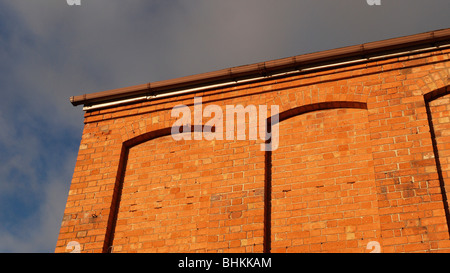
(71, 28, 450, 110)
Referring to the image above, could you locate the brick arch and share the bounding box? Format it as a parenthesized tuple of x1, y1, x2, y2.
(268, 80, 370, 117)
(277, 101, 367, 123)
(105, 120, 269, 253)
(103, 125, 215, 253)
(119, 113, 165, 143)
(355, 67, 450, 252)
(424, 85, 450, 102)
(417, 69, 450, 241)
(107, 99, 373, 253)
(420, 70, 450, 98)
(263, 101, 381, 253)
(424, 84, 450, 239)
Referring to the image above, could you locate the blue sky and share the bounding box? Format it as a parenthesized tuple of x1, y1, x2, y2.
(0, 0, 449, 253)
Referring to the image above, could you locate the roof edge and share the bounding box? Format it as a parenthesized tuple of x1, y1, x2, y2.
(71, 28, 450, 107)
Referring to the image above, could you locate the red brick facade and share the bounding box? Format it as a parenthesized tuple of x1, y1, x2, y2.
(56, 31, 450, 253)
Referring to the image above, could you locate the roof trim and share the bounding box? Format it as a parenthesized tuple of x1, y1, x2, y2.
(70, 28, 450, 107)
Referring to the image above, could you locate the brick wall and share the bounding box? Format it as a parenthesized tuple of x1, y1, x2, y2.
(271, 107, 380, 253)
(113, 133, 265, 253)
(56, 47, 450, 253)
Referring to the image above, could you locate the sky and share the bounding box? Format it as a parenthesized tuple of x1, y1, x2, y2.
(0, 0, 448, 253)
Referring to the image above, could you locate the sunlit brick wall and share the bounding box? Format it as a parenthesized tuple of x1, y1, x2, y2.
(113, 134, 265, 253)
(56, 47, 450, 253)
(271, 107, 380, 253)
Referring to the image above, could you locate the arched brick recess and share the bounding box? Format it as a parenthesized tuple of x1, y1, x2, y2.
(105, 126, 266, 253)
(365, 67, 450, 252)
(269, 78, 370, 116)
(268, 101, 381, 253)
(424, 86, 450, 246)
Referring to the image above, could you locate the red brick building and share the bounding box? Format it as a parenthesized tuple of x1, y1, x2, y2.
(56, 28, 450, 253)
